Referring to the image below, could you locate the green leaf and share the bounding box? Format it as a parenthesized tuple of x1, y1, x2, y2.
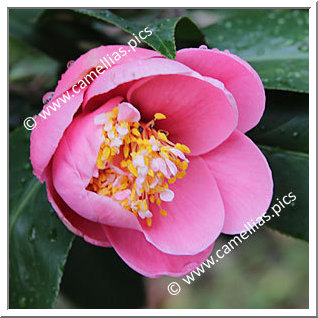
(60, 238, 145, 309)
(260, 146, 308, 241)
(202, 9, 309, 92)
(247, 89, 309, 241)
(9, 127, 74, 308)
(9, 35, 59, 86)
(73, 9, 203, 59)
(247, 90, 308, 241)
(9, 9, 45, 41)
(247, 90, 308, 153)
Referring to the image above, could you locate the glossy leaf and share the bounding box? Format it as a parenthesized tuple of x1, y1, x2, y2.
(260, 146, 309, 241)
(73, 9, 204, 59)
(9, 36, 59, 86)
(247, 90, 309, 241)
(9, 127, 74, 308)
(248, 90, 309, 153)
(60, 238, 145, 309)
(202, 9, 309, 92)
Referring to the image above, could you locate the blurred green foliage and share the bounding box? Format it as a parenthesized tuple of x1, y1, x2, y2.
(162, 230, 309, 309)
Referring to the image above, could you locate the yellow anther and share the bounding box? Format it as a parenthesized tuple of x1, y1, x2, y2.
(168, 176, 176, 184)
(149, 195, 155, 203)
(120, 199, 129, 207)
(148, 169, 154, 177)
(175, 143, 183, 151)
(176, 170, 186, 179)
(102, 147, 111, 160)
(111, 107, 118, 116)
(96, 156, 104, 169)
(113, 187, 119, 193)
(127, 161, 138, 177)
(156, 198, 161, 205)
(124, 144, 130, 158)
(98, 188, 110, 196)
(158, 131, 168, 142)
(130, 186, 136, 200)
(182, 145, 191, 153)
(144, 156, 149, 167)
(132, 128, 141, 137)
(181, 161, 188, 170)
(160, 209, 167, 216)
(120, 160, 128, 168)
(154, 113, 166, 120)
(146, 218, 152, 227)
(157, 172, 164, 179)
(175, 143, 191, 154)
(140, 200, 148, 212)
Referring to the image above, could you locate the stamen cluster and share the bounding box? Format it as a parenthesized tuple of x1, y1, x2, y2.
(86, 106, 190, 226)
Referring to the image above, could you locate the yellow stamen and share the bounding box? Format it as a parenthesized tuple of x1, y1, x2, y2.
(124, 144, 130, 158)
(158, 131, 168, 142)
(132, 128, 141, 137)
(175, 143, 191, 154)
(180, 161, 188, 170)
(127, 161, 138, 177)
(87, 105, 191, 228)
(102, 147, 111, 160)
(154, 113, 166, 120)
(140, 200, 148, 212)
(168, 176, 176, 184)
(160, 209, 167, 216)
(120, 160, 128, 168)
(176, 170, 186, 179)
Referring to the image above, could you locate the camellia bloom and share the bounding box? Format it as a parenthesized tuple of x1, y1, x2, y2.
(30, 45, 273, 277)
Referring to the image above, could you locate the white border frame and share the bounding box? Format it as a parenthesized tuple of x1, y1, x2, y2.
(3, 1, 316, 316)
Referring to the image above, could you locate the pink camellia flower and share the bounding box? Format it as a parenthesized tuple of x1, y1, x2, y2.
(30, 45, 273, 277)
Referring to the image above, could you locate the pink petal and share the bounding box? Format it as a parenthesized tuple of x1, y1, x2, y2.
(202, 130, 273, 234)
(141, 156, 224, 255)
(82, 58, 199, 111)
(53, 46, 160, 99)
(32, 46, 159, 182)
(30, 89, 85, 182)
(52, 96, 141, 231)
(117, 102, 141, 123)
(176, 48, 265, 133)
(45, 163, 111, 247)
(105, 226, 214, 278)
(128, 74, 238, 156)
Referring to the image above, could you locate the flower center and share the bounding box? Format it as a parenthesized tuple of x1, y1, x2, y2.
(86, 104, 190, 226)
